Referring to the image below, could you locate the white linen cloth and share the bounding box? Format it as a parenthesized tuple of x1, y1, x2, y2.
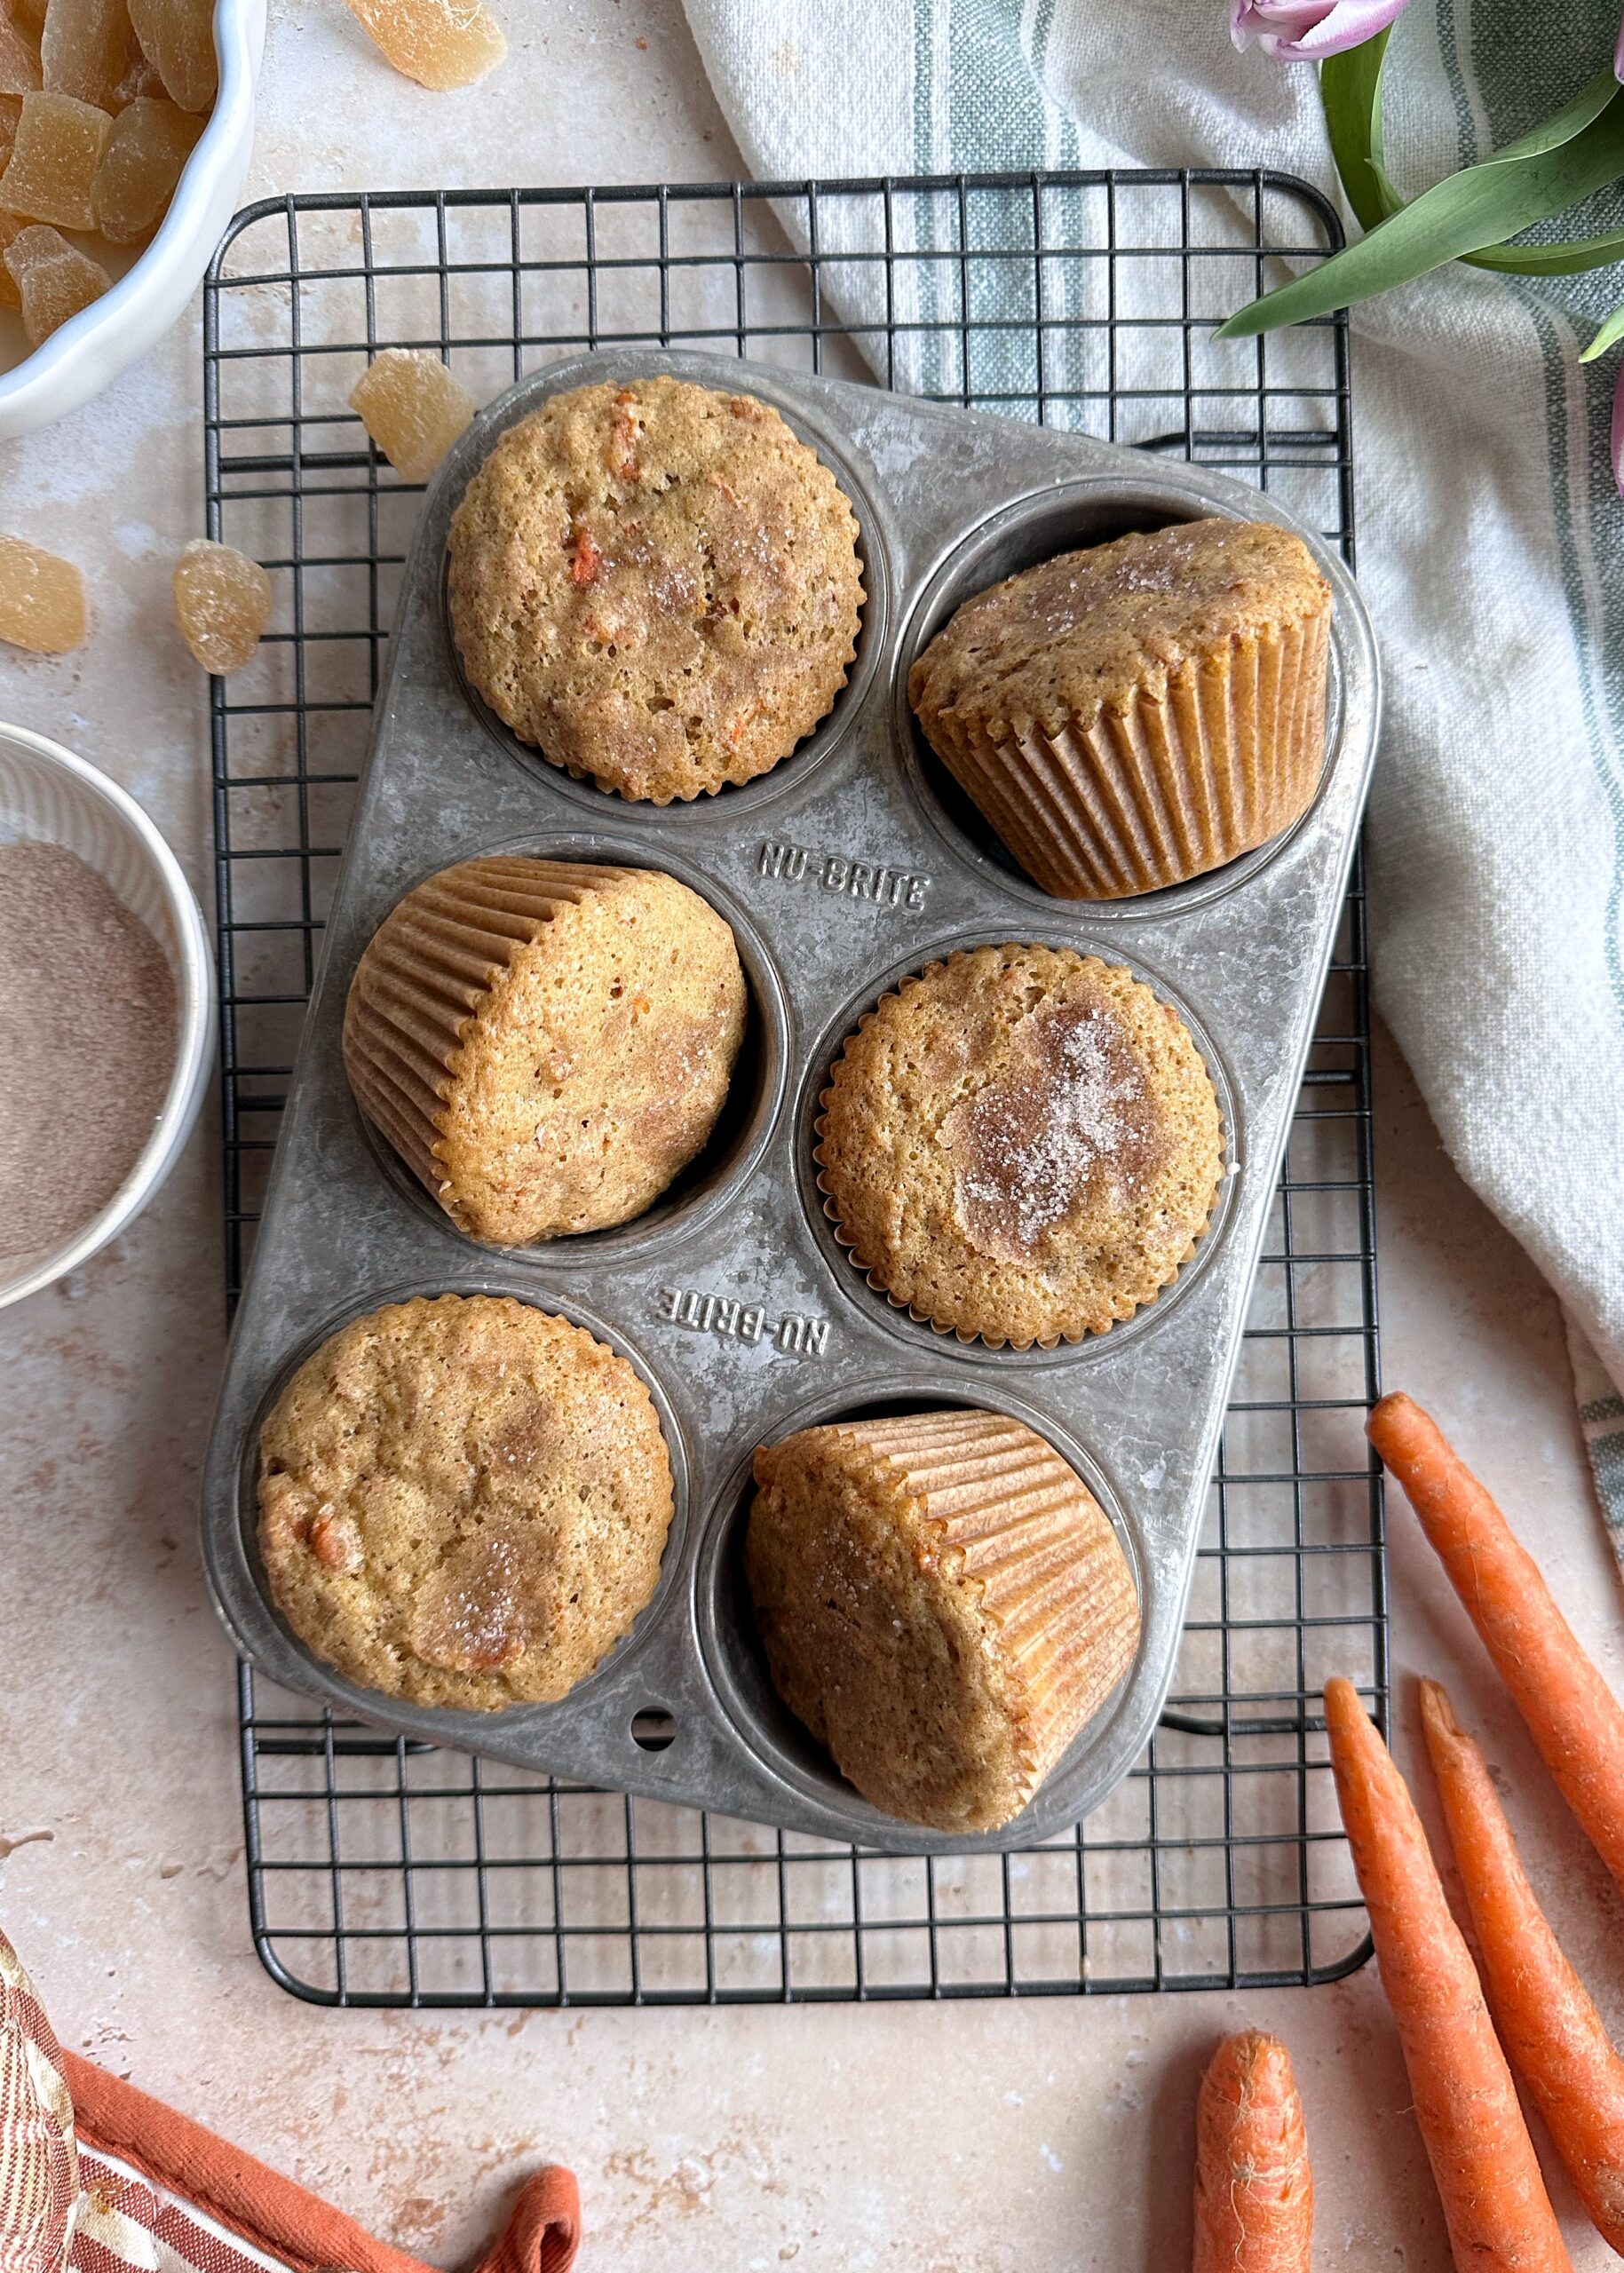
(681, 0, 1624, 1558)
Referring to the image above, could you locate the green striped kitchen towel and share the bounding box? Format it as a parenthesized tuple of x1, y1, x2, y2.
(681, 0, 1624, 1567)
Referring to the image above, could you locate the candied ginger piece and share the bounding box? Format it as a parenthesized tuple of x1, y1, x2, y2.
(93, 91, 196, 238)
(4, 220, 108, 342)
(349, 347, 475, 483)
(0, 90, 21, 166)
(342, 0, 504, 91)
(11, 0, 47, 28)
(0, 210, 23, 305)
(0, 533, 86, 653)
(0, 8, 41, 91)
(172, 539, 273, 674)
(109, 36, 159, 100)
(0, 90, 113, 229)
(41, 0, 130, 107)
(124, 0, 211, 110)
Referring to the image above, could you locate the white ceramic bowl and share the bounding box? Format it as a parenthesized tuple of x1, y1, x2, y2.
(0, 0, 266, 441)
(0, 724, 214, 1308)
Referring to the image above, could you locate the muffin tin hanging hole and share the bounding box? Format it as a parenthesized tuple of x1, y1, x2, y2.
(234, 1275, 696, 1730)
(693, 1379, 1144, 1844)
(629, 1706, 678, 1752)
(437, 365, 895, 823)
(893, 477, 1347, 921)
(347, 835, 792, 1270)
(795, 925, 1243, 1368)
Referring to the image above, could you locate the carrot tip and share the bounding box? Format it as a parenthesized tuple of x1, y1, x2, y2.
(1366, 1388, 1422, 1448)
(1416, 1680, 1471, 1776)
(1193, 2029, 1313, 2271)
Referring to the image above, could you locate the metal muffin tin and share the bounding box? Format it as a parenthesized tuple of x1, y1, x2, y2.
(200, 345, 1381, 1856)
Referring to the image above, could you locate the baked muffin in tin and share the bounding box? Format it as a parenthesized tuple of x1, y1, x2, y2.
(448, 375, 865, 803)
(747, 1408, 1139, 1833)
(257, 1295, 674, 1712)
(817, 944, 1224, 1348)
(908, 517, 1331, 898)
(343, 856, 748, 1247)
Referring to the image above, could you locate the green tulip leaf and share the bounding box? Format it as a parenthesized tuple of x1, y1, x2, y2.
(1320, 33, 1401, 234)
(1221, 67, 1624, 338)
(1466, 64, 1621, 163)
(1580, 300, 1624, 361)
(1468, 226, 1624, 276)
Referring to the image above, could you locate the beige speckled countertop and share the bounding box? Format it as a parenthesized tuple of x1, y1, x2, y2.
(2, 6, 1621, 2266)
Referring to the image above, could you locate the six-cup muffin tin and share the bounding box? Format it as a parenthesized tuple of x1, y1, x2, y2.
(199, 346, 1381, 1856)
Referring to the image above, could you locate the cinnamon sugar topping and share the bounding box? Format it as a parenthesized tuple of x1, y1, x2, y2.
(941, 986, 1165, 1263)
(816, 944, 1224, 1348)
(411, 1530, 528, 1674)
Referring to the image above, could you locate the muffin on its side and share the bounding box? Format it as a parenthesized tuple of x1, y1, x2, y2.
(746, 1410, 1139, 1833)
(908, 517, 1332, 899)
(448, 375, 866, 803)
(343, 857, 748, 1246)
(257, 1295, 674, 1712)
(817, 944, 1224, 1349)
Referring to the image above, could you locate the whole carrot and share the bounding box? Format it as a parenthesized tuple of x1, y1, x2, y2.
(1192, 2029, 1312, 2273)
(1323, 1676, 1572, 2272)
(1367, 1390, 1624, 1897)
(1420, 1677, 1624, 2253)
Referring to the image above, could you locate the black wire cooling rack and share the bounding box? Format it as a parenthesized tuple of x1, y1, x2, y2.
(204, 170, 1384, 2007)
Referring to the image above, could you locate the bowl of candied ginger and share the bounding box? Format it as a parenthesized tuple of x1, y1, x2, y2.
(0, 0, 264, 440)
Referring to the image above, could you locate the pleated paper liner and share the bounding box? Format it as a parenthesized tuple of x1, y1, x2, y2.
(814, 1409, 1141, 1810)
(813, 955, 1226, 1352)
(341, 855, 634, 1231)
(924, 608, 1331, 900)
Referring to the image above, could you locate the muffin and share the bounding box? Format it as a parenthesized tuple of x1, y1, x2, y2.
(908, 517, 1332, 898)
(257, 1295, 674, 1711)
(817, 945, 1224, 1348)
(746, 1410, 1139, 1833)
(447, 375, 865, 802)
(343, 857, 748, 1246)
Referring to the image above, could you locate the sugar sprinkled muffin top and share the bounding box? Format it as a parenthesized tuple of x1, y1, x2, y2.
(817, 945, 1224, 1348)
(257, 1294, 674, 1713)
(907, 517, 1328, 741)
(448, 375, 865, 802)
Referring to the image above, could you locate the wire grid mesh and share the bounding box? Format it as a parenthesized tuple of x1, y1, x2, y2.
(207, 170, 1383, 2006)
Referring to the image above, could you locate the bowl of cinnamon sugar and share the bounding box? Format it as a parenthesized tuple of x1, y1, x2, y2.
(0, 721, 212, 1306)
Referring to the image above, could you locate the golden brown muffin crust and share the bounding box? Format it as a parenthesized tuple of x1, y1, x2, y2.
(447, 376, 865, 802)
(343, 858, 748, 1247)
(908, 517, 1329, 741)
(746, 1410, 1139, 1833)
(257, 1295, 674, 1711)
(817, 946, 1224, 1347)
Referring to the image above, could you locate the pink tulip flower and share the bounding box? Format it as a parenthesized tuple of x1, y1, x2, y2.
(1231, 0, 1413, 59)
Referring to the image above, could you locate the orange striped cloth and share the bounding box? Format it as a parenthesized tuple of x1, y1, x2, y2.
(0, 1934, 580, 2273)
